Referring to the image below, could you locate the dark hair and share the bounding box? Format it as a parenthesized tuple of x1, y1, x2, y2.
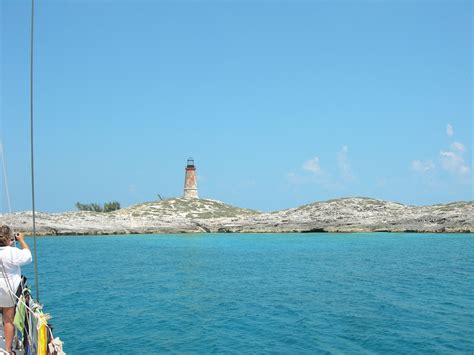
(0, 225, 12, 246)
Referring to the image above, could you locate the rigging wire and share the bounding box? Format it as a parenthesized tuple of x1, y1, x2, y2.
(0, 140, 17, 248)
(0, 141, 12, 214)
(30, 0, 40, 302)
(0, 141, 12, 213)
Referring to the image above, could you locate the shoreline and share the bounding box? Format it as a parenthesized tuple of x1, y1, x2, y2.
(23, 229, 473, 237)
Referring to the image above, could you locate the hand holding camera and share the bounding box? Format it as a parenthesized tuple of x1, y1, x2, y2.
(13, 232, 29, 250)
(14, 232, 25, 241)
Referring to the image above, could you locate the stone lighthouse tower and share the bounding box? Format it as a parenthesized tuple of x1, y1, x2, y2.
(183, 158, 198, 198)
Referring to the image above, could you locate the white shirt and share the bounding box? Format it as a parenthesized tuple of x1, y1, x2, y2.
(0, 246, 32, 307)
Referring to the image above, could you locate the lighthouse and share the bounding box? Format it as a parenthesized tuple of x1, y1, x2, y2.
(183, 158, 199, 198)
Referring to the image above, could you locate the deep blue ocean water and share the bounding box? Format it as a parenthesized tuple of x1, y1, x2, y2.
(23, 233, 473, 354)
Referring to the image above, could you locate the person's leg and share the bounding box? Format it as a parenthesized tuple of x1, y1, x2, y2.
(2, 306, 15, 353)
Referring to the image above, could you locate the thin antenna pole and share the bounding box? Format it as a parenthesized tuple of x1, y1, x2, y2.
(30, 0, 40, 302)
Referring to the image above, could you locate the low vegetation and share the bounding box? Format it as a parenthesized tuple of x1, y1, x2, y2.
(75, 201, 121, 212)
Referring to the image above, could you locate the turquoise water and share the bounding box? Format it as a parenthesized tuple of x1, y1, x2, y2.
(23, 233, 473, 354)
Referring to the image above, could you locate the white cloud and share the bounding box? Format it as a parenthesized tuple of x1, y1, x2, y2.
(303, 157, 321, 174)
(289, 151, 354, 190)
(412, 124, 471, 179)
(440, 150, 470, 176)
(450, 142, 465, 152)
(285, 172, 306, 185)
(287, 156, 325, 186)
(441, 125, 470, 176)
(446, 124, 454, 137)
(337, 145, 354, 180)
(411, 160, 435, 173)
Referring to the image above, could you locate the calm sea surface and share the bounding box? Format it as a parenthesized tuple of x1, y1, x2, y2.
(23, 233, 473, 354)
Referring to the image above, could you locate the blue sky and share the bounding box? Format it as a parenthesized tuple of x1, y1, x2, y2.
(1, 0, 472, 213)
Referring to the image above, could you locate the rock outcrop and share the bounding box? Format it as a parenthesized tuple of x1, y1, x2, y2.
(0, 197, 472, 235)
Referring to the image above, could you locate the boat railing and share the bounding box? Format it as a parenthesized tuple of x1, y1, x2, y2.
(0, 280, 65, 354)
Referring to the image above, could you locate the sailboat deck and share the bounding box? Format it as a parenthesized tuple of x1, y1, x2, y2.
(0, 315, 25, 354)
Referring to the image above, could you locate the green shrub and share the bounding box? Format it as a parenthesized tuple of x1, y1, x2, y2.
(75, 201, 121, 212)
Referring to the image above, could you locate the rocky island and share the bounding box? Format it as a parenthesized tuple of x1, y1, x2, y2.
(0, 197, 472, 235)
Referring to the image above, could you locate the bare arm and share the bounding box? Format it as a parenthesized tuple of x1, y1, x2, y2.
(15, 233, 30, 250)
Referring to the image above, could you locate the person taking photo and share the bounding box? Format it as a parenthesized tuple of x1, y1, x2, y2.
(0, 225, 32, 354)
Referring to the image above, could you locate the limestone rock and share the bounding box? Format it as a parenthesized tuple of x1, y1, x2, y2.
(0, 198, 472, 235)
